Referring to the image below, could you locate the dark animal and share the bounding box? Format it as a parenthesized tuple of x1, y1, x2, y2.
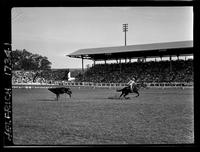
(117, 83, 147, 99)
(48, 87, 72, 101)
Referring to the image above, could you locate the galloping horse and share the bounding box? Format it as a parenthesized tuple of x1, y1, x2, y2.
(48, 87, 72, 101)
(117, 82, 147, 99)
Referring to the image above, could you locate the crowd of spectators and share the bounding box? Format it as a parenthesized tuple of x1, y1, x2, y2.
(12, 59, 193, 84)
(12, 69, 69, 84)
(12, 70, 49, 84)
(75, 59, 193, 83)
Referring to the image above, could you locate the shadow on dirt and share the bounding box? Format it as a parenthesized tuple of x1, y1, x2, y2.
(35, 98, 57, 102)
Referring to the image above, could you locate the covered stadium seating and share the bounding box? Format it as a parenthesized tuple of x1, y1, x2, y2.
(75, 59, 193, 83)
(12, 59, 193, 84)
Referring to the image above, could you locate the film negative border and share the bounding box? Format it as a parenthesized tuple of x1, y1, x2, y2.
(3, 42, 13, 146)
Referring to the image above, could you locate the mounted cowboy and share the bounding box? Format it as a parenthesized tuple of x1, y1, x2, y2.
(117, 76, 147, 99)
(127, 77, 137, 93)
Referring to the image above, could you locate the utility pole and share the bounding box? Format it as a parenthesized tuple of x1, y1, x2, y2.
(123, 23, 128, 46)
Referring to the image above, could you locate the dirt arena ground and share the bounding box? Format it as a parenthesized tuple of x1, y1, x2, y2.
(12, 87, 194, 145)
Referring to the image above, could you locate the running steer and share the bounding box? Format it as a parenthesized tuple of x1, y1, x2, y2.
(48, 87, 72, 101)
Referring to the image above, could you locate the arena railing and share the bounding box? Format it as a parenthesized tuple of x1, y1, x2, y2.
(12, 81, 193, 89)
(62, 82, 193, 89)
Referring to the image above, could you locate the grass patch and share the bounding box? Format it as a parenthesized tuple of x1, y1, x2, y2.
(13, 87, 194, 145)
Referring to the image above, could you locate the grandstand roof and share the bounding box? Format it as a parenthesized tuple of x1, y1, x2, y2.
(67, 40, 193, 61)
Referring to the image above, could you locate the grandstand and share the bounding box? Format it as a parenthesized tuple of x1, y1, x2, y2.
(74, 60, 193, 83)
(67, 40, 193, 84)
(12, 40, 193, 87)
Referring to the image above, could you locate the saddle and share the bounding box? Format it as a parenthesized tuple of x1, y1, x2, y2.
(129, 85, 138, 93)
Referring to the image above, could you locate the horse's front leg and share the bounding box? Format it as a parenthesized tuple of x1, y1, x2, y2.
(124, 92, 129, 99)
(119, 92, 123, 98)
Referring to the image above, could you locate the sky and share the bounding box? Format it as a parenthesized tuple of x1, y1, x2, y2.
(12, 7, 193, 69)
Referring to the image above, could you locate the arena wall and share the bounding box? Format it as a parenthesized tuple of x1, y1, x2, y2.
(12, 82, 193, 89)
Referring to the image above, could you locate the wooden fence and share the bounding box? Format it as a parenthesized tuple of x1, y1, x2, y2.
(12, 82, 193, 89)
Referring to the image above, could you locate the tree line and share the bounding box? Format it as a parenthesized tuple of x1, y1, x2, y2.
(12, 49, 52, 70)
(12, 49, 69, 81)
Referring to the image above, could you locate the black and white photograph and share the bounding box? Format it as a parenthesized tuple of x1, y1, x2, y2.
(2, 0, 196, 147)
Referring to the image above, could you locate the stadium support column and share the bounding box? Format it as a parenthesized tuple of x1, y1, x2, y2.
(144, 57, 146, 62)
(177, 54, 179, 60)
(169, 56, 172, 72)
(116, 59, 119, 64)
(81, 55, 84, 72)
(119, 59, 122, 73)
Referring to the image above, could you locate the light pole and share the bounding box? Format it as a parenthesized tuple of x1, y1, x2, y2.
(123, 23, 128, 46)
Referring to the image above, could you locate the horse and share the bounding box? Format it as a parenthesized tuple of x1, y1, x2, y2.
(116, 83, 147, 99)
(48, 87, 72, 101)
